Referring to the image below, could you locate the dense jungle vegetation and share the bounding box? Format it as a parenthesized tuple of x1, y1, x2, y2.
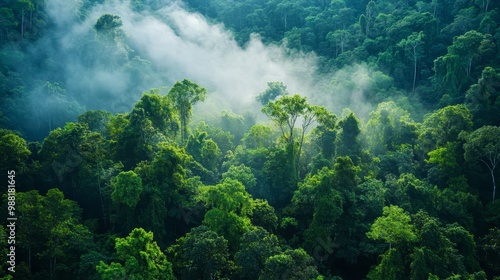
(1, 0, 500, 279)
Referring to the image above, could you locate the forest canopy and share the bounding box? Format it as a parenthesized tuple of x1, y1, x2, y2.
(1, 0, 500, 279)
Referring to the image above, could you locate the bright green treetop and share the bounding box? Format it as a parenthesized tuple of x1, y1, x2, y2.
(366, 205, 417, 248)
(96, 228, 174, 280)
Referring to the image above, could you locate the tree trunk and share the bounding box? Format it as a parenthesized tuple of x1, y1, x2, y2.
(182, 116, 187, 143)
(491, 168, 496, 202)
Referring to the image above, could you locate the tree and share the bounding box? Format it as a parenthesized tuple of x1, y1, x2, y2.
(0, 129, 30, 176)
(132, 141, 195, 244)
(168, 226, 235, 279)
(134, 90, 179, 135)
(110, 171, 142, 232)
(111, 171, 142, 209)
(311, 108, 337, 160)
(97, 228, 174, 280)
(235, 227, 282, 280)
(0, 7, 17, 41)
(434, 30, 496, 97)
(418, 104, 473, 154)
(447, 30, 494, 77)
(242, 124, 275, 149)
(248, 199, 278, 233)
(466, 66, 500, 127)
(336, 112, 362, 164)
(198, 178, 254, 249)
(259, 248, 323, 280)
(13, 0, 34, 39)
(327, 29, 350, 56)
(256, 81, 289, 105)
(94, 14, 123, 34)
(93, 14, 130, 69)
(365, 101, 415, 156)
(77, 110, 113, 136)
(367, 248, 405, 280)
(366, 205, 417, 249)
(463, 126, 500, 202)
(199, 178, 252, 216)
(222, 164, 257, 194)
(12, 189, 92, 279)
(262, 94, 323, 177)
(168, 79, 207, 143)
(397, 31, 425, 92)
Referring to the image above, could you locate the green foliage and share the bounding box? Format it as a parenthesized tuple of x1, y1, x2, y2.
(219, 111, 248, 143)
(168, 226, 235, 279)
(77, 110, 113, 136)
(336, 112, 362, 164)
(111, 171, 142, 208)
(463, 125, 500, 201)
(222, 164, 256, 192)
(10, 189, 93, 279)
(262, 94, 324, 178)
(368, 248, 404, 280)
(134, 90, 180, 134)
(0, 129, 30, 175)
(1, 0, 500, 278)
(198, 179, 254, 249)
(367, 205, 417, 248)
(478, 228, 500, 276)
(365, 101, 416, 156)
(131, 141, 195, 243)
(419, 104, 473, 154)
(168, 79, 207, 142)
(466, 67, 500, 127)
(434, 30, 496, 99)
(242, 124, 275, 149)
(259, 248, 323, 280)
(235, 227, 282, 279)
(96, 228, 174, 279)
(249, 199, 278, 233)
(256, 81, 289, 105)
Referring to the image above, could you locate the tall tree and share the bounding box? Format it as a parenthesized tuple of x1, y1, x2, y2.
(463, 125, 500, 202)
(397, 31, 425, 92)
(262, 94, 323, 177)
(168, 79, 207, 143)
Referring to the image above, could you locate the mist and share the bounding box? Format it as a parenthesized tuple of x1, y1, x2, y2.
(15, 0, 388, 139)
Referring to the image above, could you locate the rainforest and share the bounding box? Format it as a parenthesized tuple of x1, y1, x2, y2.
(0, 0, 499, 279)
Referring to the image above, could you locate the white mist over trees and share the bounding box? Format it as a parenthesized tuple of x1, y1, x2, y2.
(5, 0, 395, 140)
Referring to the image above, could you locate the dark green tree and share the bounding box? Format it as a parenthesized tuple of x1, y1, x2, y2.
(168, 226, 235, 279)
(463, 125, 500, 202)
